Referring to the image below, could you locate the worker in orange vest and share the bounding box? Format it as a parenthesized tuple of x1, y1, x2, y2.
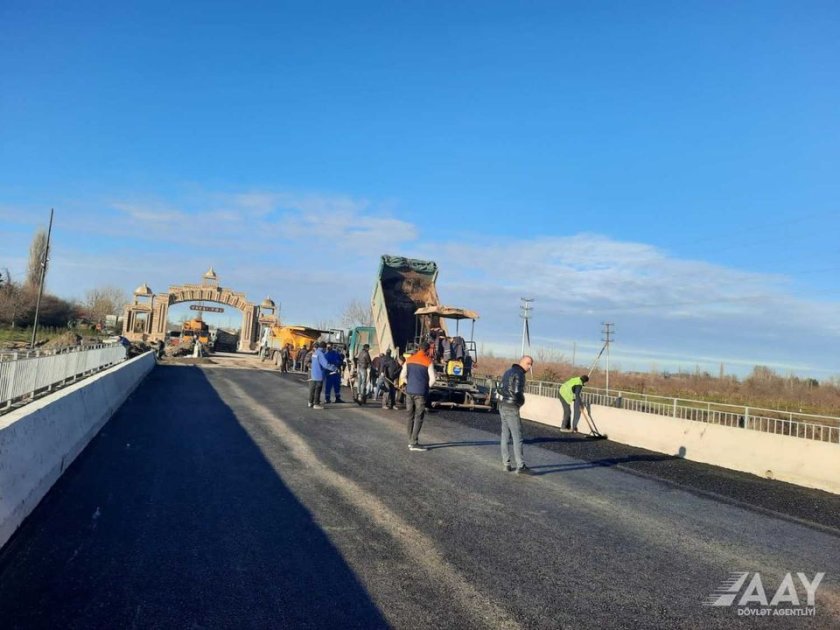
(399, 341, 437, 451)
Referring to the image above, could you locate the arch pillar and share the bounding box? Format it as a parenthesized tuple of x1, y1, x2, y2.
(122, 283, 156, 342)
(151, 293, 170, 341)
(240, 306, 259, 352)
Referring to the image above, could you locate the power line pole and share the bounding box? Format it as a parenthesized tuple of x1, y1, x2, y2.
(602, 322, 614, 395)
(572, 341, 576, 367)
(519, 297, 534, 357)
(30, 208, 54, 350)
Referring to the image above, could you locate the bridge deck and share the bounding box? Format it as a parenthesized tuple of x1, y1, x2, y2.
(0, 365, 837, 628)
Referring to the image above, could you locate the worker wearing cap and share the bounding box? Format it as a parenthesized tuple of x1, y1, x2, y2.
(399, 341, 436, 451)
(559, 374, 589, 432)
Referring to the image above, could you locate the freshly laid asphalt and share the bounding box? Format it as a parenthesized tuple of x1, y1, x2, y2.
(0, 364, 838, 629)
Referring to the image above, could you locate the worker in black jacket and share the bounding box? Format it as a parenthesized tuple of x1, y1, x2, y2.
(380, 350, 401, 409)
(496, 356, 536, 476)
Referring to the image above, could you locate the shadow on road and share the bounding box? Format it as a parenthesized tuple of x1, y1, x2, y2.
(424, 433, 616, 453)
(531, 453, 679, 476)
(425, 440, 499, 450)
(525, 435, 592, 445)
(0, 366, 387, 629)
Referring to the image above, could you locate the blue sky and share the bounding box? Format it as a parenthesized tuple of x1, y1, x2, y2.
(1, 1, 838, 378)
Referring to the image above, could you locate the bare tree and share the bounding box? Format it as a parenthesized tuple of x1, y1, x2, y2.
(35, 294, 76, 328)
(535, 346, 566, 364)
(0, 269, 28, 328)
(314, 319, 335, 332)
(0, 268, 12, 325)
(84, 286, 129, 327)
(26, 229, 48, 291)
(340, 299, 372, 328)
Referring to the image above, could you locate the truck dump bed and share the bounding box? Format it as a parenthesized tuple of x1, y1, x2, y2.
(371, 255, 441, 356)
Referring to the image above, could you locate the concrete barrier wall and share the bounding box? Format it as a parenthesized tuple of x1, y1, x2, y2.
(521, 394, 840, 495)
(0, 352, 156, 549)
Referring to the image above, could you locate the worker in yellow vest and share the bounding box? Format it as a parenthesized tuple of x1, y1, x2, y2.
(559, 375, 589, 432)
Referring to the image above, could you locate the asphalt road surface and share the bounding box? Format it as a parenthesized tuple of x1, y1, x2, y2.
(1, 364, 838, 629)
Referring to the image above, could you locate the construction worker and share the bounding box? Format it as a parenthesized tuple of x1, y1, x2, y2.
(371, 352, 385, 400)
(399, 341, 436, 451)
(295, 346, 306, 371)
(380, 349, 400, 409)
(279, 344, 290, 373)
(324, 343, 344, 403)
(355, 343, 372, 404)
(396, 352, 411, 408)
(559, 374, 589, 432)
(497, 356, 536, 475)
(259, 327, 270, 360)
(308, 342, 338, 410)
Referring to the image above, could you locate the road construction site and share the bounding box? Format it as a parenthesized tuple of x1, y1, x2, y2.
(2, 253, 838, 628)
(1, 362, 838, 629)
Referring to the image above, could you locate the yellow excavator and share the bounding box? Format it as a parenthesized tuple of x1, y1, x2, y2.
(181, 318, 211, 345)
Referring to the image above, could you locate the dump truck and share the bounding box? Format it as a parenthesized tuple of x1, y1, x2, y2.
(347, 326, 378, 359)
(371, 255, 441, 357)
(260, 324, 325, 364)
(342, 325, 379, 385)
(369, 255, 495, 410)
(214, 328, 239, 352)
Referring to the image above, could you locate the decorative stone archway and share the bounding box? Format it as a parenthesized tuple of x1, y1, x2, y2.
(122, 268, 278, 353)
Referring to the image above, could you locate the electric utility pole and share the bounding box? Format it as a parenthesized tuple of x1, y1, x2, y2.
(519, 297, 534, 357)
(602, 322, 614, 395)
(30, 208, 54, 350)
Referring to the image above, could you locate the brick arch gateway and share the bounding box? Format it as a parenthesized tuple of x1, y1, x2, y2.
(122, 270, 276, 353)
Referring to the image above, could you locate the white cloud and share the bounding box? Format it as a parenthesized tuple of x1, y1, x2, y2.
(264, 192, 418, 251)
(421, 235, 839, 376)
(73, 190, 419, 256)
(111, 202, 188, 224)
(227, 192, 283, 216)
(5, 188, 838, 377)
(425, 234, 786, 318)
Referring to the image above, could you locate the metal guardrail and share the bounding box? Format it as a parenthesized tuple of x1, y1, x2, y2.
(0, 343, 128, 411)
(521, 380, 840, 445)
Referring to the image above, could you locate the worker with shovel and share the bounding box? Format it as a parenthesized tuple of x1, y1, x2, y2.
(380, 349, 401, 409)
(559, 374, 589, 432)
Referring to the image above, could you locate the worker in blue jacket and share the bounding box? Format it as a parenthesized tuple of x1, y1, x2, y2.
(324, 343, 344, 403)
(309, 342, 337, 410)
